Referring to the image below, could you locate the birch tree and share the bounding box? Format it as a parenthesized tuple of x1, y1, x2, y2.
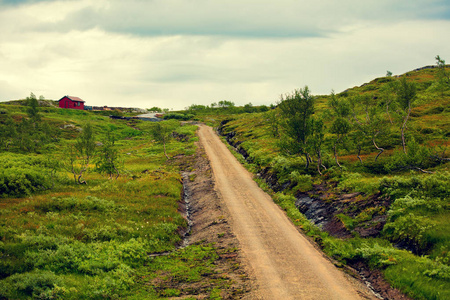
(396, 77, 417, 154)
(278, 86, 315, 168)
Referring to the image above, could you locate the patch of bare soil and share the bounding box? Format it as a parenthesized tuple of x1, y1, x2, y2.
(351, 262, 413, 300)
(167, 140, 255, 299)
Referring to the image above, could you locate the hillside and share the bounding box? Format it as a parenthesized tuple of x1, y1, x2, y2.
(204, 65, 449, 299)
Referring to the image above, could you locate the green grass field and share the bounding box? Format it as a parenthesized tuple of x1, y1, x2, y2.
(0, 104, 235, 299)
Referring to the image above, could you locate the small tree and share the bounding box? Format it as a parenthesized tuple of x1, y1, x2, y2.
(350, 94, 387, 162)
(26, 93, 41, 124)
(153, 122, 172, 159)
(328, 92, 351, 167)
(148, 106, 162, 112)
(278, 86, 315, 168)
(308, 117, 326, 174)
(396, 76, 417, 154)
(67, 123, 96, 184)
(218, 100, 235, 108)
(244, 102, 255, 113)
(435, 55, 449, 95)
(380, 80, 398, 124)
(96, 129, 120, 179)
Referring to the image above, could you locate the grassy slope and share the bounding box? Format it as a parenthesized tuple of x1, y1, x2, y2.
(204, 67, 449, 299)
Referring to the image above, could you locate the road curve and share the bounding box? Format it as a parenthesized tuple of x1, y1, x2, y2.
(198, 125, 370, 300)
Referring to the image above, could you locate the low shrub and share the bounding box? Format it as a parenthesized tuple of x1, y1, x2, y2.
(0, 270, 63, 299)
(383, 213, 435, 253)
(163, 113, 194, 121)
(379, 171, 450, 199)
(36, 196, 118, 213)
(337, 172, 381, 194)
(289, 171, 312, 192)
(0, 154, 59, 197)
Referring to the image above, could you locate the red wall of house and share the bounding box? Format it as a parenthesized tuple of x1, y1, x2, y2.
(59, 97, 84, 110)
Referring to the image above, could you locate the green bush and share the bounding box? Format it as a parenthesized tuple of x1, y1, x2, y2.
(120, 127, 142, 138)
(36, 196, 118, 213)
(289, 171, 312, 191)
(0, 270, 63, 299)
(383, 213, 435, 252)
(25, 243, 89, 273)
(379, 172, 450, 199)
(163, 113, 194, 121)
(0, 154, 59, 197)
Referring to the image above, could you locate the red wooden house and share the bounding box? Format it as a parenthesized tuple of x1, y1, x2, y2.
(58, 96, 85, 110)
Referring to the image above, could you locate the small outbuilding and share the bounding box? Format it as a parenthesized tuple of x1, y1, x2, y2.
(58, 96, 85, 110)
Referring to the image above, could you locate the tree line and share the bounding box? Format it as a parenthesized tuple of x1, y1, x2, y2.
(273, 56, 449, 174)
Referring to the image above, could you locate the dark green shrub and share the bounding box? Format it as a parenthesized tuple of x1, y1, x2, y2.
(36, 196, 118, 213)
(0, 154, 58, 197)
(0, 270, 62, 299)
(163, 113, 194, 120)
(379, 172, 450, 198)
(383, 213, 435, 253)
(120, 127, 142, 138)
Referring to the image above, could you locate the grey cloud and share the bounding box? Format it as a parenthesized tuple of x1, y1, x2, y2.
(4, 0, 449, 38)
(26, 0, 450, 38)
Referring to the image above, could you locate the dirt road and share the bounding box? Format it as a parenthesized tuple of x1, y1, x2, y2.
(198, 125, 373, 300)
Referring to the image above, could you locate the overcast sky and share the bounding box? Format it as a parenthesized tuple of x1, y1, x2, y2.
(0, 0, 449, 110)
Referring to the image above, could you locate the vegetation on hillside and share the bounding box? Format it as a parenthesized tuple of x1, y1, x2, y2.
(0, 102, 238, 299)
(202, 59, 449, 299)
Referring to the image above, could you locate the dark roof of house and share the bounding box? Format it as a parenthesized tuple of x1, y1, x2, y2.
(59, 95, 85, 103)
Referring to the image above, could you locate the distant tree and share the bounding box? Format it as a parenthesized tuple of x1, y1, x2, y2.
(328, 92, 351, 167)
(188, 104, 207, 111)
(218, 100, 235, 108)
(26, 93, 41, 124)
(396, 76, 417, 154)
(350, 94, 387, 161)
(153, 122, 172, 159)
(386, 70, 393, 77)
(360, 104, 386, 162)
(380, 80, 398, 124)
(67, 123, 96, 184)
(244, 102, 255, 113)
(258, 105, 269, 112)
(435, 55, 449, 95)
(308, 117, 326, 174)
(278, 86, 315, 168)
(148, 106, 162, 112)
(96, 129, 120, 179)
